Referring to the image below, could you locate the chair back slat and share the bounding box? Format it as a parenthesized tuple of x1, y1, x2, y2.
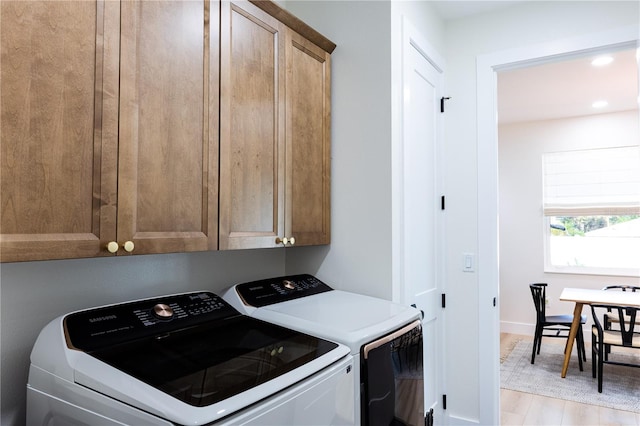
(591, 304, 639, 347)
(602, 285, 640, 292)
(591, 302, 640, 393)
(529, 283, 547, 322)
(620, 307, 638, 346)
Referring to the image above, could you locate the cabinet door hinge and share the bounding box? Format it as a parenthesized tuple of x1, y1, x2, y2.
(441, 293, 446, 308)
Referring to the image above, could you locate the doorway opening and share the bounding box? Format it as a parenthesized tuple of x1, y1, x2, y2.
(476, 29, 639, 423)
(491, 43, 639, 426)
(497, 46, 639, 339)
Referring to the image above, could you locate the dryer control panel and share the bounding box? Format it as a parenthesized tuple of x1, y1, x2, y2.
(236, 274, 333, 307)
(64, 292, 237, 352)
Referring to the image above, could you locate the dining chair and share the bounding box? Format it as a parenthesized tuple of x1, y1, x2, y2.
(529, 283, 587, 370)
(601, 285, 640, 359)
(590, 303, 640, 392)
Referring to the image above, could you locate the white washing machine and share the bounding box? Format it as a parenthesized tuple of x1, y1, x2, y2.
(222, 274, 425, 426)
(27, 291, 355, 425)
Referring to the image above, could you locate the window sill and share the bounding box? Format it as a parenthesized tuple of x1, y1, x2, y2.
(544, 266, 640, 278)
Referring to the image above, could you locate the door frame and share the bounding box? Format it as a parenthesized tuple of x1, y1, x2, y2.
(477, 25, 638, 423)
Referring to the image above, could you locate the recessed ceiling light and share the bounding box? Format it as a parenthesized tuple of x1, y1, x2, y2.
(592, 100, 608, 108)
(591, 56, 613, 67)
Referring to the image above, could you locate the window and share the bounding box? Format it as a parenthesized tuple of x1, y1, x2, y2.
(542, 146, 640, 276)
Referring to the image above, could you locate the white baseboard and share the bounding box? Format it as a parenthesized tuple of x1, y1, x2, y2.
(500, 321, 534, 336)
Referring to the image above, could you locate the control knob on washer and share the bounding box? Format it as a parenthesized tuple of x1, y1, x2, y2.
(153, 303, 174, 319)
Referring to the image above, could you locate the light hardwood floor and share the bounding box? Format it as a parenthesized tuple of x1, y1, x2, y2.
(500, 333, 640, 426)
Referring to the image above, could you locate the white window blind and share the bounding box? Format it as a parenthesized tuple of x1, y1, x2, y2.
(542, 146, 640, 216)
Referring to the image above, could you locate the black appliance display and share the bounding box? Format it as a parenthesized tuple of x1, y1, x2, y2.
(64, 291, 338, 407)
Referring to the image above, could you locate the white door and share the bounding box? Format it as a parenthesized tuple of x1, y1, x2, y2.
(401, 18, 445, 424)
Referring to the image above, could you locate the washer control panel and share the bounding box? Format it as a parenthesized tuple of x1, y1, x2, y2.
(64, 292, 235, 352)
(236, 274, 333, 307)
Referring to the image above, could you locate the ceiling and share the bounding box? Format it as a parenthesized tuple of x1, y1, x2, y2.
(429, 1, 638, 124)
(430, 0, 640, 124)
(430, 1, 526, 21)
(497, 48, 639, 124)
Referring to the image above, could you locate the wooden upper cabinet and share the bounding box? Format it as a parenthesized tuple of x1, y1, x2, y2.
(1, 0, 330, 261)
(285, 30, 331, 246)
(219, 1, 286, 250)
(1, 0, 219, 262)
(117, 0, 219, 255)
(0, 1, 120, 262)
(219, 0, 334, 250)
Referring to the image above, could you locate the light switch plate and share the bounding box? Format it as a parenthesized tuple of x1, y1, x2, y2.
(463, 252, 475, 272)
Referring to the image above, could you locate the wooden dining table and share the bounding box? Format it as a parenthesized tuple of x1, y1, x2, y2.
(559, 287, 640, 378)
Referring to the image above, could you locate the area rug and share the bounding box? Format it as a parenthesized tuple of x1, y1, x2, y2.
(501, 340, 640, 413)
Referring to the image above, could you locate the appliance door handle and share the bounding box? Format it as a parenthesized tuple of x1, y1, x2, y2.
(363, 320, 422, 359)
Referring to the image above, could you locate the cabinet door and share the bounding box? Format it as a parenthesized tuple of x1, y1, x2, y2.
(219, 1, 285, 250)
(117, 0, 219, 255)
(286, 31, 331, 246)
(0, 1, 120, 262)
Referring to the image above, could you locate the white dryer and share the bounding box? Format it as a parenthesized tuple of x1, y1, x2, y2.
(27, 291, 354, 425)
(222, 274, 425, 426)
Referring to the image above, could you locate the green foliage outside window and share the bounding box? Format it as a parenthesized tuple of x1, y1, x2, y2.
(552, 215, 640, 236)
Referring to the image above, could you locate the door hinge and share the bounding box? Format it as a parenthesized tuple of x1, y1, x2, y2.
(425, 408, 434, 426)
(440, 96, 451, 113)
(441, 195, 445, 210)
(442, 394, 447, 410)
(441, 293, 446, 308)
